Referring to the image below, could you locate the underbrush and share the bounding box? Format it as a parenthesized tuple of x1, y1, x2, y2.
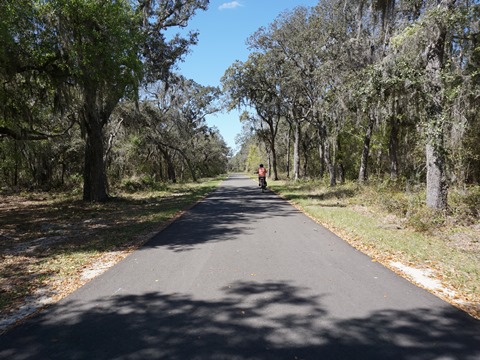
(367, 183, 480, 231)
(118, 175, 171, 193)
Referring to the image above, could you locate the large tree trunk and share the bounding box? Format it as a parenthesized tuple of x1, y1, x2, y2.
(159, 146, 176, 183)
(424, 0, 454, 210)
(81, 85, 121, 202)
(83, 117, 108, 202)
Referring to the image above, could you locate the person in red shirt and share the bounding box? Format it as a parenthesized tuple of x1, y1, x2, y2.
(258, 164, 267, 187)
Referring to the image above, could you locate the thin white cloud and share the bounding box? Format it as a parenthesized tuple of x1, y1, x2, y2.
(218, 1, 243, 10)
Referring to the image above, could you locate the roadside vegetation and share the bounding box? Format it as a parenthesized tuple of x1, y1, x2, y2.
(267, 178, 480, 319)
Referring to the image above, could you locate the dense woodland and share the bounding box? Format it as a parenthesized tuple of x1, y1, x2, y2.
(226, 0, 480, 211)
(0, 0, 228, 201)
(1, 0, 480, 212)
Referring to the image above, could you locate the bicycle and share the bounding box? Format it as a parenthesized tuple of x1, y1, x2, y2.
(259, 177, 267, 193)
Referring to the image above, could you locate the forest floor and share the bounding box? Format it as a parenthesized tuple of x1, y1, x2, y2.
(1, 176, 479, 334)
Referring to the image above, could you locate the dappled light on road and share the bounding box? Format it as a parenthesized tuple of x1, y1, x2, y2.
(1, 280, 479, 359)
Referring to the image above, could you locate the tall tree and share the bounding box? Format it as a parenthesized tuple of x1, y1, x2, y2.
(423, 0, 457, 210)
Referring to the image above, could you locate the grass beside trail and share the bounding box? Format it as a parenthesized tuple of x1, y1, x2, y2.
(267, 179, 480, 319)
(0, 176, 225, 319)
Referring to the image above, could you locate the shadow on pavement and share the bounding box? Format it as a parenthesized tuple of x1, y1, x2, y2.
(145, 175, 299, 252)
(1, 280, 479, 359)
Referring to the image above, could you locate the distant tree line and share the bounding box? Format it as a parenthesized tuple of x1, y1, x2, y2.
(0, 0, 228, 201)
(224, 0, 480, 210)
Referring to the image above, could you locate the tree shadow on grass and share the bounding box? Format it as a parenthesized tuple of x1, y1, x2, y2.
(0, 184, 217, 253)
(0, 280, 479, 359)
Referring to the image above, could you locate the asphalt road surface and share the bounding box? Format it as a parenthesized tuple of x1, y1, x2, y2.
(1, 174, 479, 360)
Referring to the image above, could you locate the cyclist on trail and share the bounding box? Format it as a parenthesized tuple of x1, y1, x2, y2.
(258, 164, 267, 187)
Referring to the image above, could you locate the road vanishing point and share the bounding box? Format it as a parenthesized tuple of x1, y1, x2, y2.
(1, 174, 479, 360)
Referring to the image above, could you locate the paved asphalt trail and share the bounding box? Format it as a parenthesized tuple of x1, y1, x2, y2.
(1, 174, 479, 359)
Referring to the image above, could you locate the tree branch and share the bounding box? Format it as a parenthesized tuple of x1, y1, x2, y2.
(0, 119, 75, 141)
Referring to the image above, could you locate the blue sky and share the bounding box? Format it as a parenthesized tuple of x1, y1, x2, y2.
(173, 0, 319, 153)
